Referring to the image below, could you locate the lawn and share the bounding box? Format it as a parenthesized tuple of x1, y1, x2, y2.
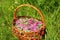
(0, 0, 60, 40)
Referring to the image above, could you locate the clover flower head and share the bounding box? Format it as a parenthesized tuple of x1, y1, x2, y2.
(15, 18, 42, 32)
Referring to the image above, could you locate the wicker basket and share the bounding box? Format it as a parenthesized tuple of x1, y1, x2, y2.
(12, 4, 45, 40)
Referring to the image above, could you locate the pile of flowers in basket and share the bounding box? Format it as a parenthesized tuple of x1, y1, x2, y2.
(15, 18, 42, 32)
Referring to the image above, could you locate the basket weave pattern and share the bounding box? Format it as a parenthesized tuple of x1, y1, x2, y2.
(12, 4, 45, 40)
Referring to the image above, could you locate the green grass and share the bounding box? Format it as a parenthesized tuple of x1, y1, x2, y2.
(0, 0, 60, 40)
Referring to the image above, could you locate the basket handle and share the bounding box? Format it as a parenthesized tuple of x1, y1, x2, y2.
(14, 4, 45, 28)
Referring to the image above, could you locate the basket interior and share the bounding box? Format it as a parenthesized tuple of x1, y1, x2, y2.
(14, 16, 42, 32)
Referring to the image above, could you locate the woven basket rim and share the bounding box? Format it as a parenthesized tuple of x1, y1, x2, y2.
(17, 16, 42, 21)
